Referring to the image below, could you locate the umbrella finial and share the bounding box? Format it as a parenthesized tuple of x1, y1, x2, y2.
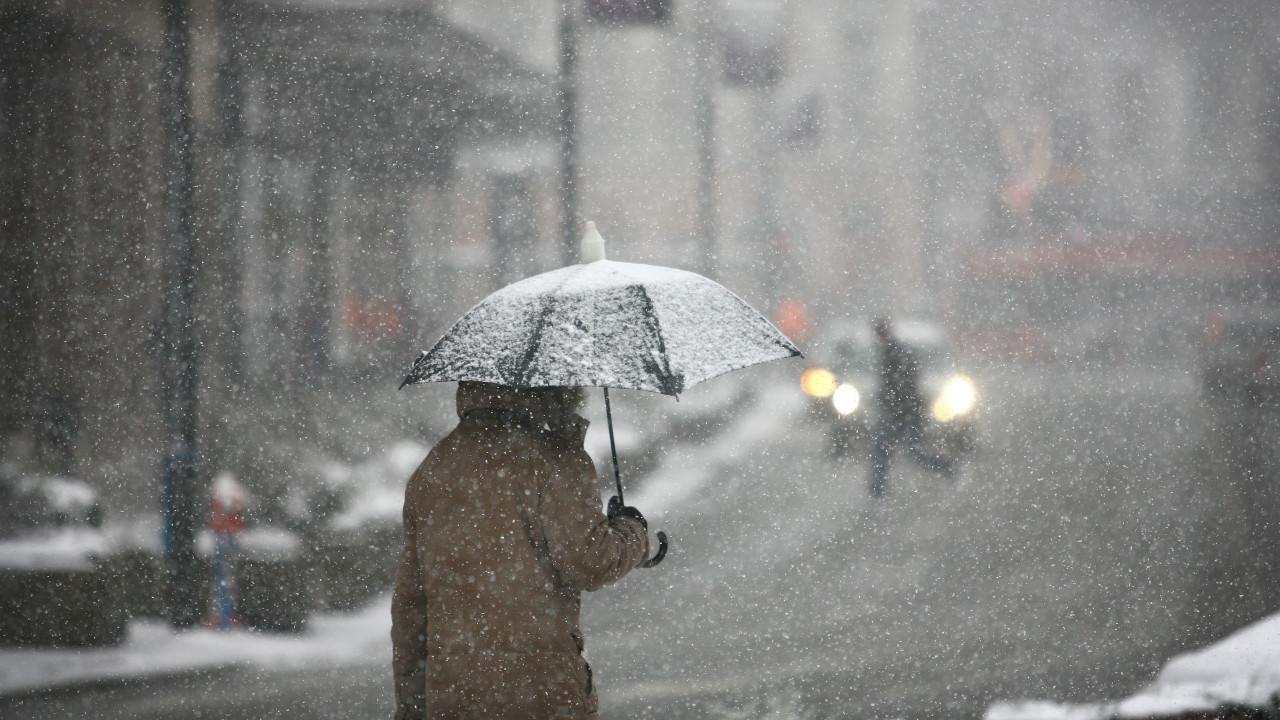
(580, 220, 606, 263)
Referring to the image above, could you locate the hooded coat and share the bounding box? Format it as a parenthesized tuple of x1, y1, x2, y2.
(391, 382, 650, 720)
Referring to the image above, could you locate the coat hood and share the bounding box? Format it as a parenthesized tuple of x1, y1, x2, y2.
(456, 381, 554, 420)
(455, 382, 589, 445)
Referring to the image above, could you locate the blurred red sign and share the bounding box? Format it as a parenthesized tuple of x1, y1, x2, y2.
(772, 296, 813, 346)
(342, 295, 402, 339)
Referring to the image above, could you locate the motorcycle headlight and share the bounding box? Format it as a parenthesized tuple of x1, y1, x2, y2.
(801, 368, 837, 399)
(832, 383, 861, 416)
(932, 376, 976, 422)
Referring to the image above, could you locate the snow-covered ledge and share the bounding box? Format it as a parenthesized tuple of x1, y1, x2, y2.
(987, 613, 1280, 720)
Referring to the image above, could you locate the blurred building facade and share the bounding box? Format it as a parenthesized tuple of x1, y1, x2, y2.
(2, 1, 175, 500)
(3, 0, 1280, 507)
(0, 0, 558, 507)
(452, 0, 1280, 351)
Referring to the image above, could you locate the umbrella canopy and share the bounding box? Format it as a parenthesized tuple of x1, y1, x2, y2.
(401, 260, 801, 395)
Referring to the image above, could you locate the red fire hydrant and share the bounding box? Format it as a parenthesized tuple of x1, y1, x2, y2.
(209, 472, 247, 629)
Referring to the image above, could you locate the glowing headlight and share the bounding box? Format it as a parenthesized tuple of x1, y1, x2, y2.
(932, 376, 976, 422)
(801, 368, 837, 398)
(832, 383, 861, 416)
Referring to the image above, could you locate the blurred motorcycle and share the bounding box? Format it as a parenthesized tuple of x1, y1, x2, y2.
(800, 319, 979, 462)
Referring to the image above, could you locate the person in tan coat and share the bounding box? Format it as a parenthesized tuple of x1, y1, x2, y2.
(392, 381, 650, 720)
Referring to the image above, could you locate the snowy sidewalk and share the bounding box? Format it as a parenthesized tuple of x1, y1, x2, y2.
(0, 597, 392, 698)
(987, 611, 1280, 720)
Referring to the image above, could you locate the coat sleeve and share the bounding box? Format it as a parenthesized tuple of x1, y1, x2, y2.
(390, 470, 428, 720)
(538, 449, 649, 592)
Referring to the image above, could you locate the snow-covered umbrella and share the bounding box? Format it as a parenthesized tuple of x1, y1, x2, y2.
(400, 222, 802, 566)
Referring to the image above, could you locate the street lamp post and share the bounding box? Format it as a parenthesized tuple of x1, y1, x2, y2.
(160, 0, 203, 629)
(559, 0, 580, 267)
(693, 0, 718, 278)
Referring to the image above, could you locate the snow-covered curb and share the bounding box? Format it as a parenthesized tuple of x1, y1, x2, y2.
(987, 612, 1280, 720)
(0, 597, 392, 698)
(0, 528, 114, 572)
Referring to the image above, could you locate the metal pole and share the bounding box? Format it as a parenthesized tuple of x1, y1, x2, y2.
(693, 0, 718, 278)
(559, 0, 579, 267)
(602, 387, 624, 504)
(300, 159, 334, 390)
(160, 0, 203, 629)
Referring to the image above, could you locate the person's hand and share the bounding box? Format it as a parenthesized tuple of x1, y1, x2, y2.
(607, 495, 647, 529)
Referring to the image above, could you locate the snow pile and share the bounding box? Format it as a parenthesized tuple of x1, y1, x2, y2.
(987, 612, 1280, 720)
(195, 526, 302, 561)
(36, 476, 99, 516)
(629, 379, 803, 518)
(584, 420, 644, 468)
(0, 527, 113, 572)
(209, 472, 248, 513)
(0, 597, 393, 697)
(320, 440, 426, 533)
(328, 487, 404, 533)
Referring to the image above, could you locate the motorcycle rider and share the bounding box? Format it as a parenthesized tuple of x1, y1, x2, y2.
(867, 317, 956, 497)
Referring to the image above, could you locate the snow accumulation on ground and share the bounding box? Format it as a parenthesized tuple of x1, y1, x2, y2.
(0, 597, 393, 698)
(987, 611, 1280, 720)
(627, 378, 801, 518)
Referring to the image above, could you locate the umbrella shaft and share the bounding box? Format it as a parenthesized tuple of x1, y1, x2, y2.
(603, 387, 624, 504)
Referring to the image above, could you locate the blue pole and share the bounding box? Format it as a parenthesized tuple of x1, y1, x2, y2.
(212, 534, 234, 629)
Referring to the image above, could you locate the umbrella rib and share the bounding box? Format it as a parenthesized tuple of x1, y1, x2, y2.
(632, 284, 681, 396)
(512, 273, 570, 386)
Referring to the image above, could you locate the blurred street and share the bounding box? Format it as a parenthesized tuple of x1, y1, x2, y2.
(4, 363, 1268, 720)
(590, 364, 1235, 719)
(6, 1, 1280, 718)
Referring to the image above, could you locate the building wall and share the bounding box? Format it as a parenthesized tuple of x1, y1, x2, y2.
(443, 0, 1280, 322)
(0, 0, 560, 511)
(0, 6, 170, 497)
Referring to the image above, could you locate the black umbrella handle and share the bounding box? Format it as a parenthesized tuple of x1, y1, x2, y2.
(641, 531, 668, 568)
(603, 388, 668, 569)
